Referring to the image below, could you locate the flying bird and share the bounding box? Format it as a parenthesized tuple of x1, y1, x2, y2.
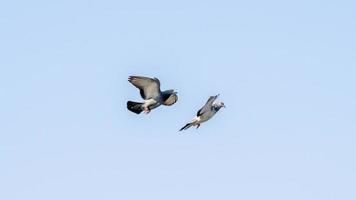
(127, 76, 178, 114)
(179, 94, 225, 131)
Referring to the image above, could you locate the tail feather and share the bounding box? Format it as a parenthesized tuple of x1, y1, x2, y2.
(127, 101, 144, 114)
(179, 117, 201, 131)
(179, 123, 193, 131)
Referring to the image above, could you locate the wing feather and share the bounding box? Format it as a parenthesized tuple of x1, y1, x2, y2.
(197, 95, 219, 116)
(128, 76, 161, 99)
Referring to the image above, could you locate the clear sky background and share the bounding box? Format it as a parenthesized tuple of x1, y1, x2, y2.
(1, 0, 355, 199)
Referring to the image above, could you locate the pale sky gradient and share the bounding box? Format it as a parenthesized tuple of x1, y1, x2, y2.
(1, 0, 356, 200)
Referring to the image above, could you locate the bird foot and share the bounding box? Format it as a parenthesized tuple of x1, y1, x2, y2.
(143, 107, 151, 114)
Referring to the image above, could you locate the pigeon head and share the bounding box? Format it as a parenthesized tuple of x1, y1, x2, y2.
(213, 101, 225, 110)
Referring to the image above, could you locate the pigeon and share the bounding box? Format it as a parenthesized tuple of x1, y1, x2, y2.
(179, 94, 225, 131)
(127, 76, 178, 114)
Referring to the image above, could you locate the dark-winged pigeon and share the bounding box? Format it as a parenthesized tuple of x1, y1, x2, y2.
(127, 76, 178, 114)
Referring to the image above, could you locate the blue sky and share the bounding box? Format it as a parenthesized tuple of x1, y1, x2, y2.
(1, 0, 355, 199)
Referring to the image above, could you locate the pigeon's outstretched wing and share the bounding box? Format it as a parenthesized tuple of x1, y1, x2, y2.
(196, 94, 219, 116)
(128, 76, 161, 100)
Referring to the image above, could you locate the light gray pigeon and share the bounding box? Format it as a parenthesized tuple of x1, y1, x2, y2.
(179, 94, 225, 131)
(127, 76, 178, 114)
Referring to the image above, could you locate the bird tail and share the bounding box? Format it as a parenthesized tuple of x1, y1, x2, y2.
(179, 117, 200, 131)
(127, 101, 144, 114)
(179, 123, 193, 131)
